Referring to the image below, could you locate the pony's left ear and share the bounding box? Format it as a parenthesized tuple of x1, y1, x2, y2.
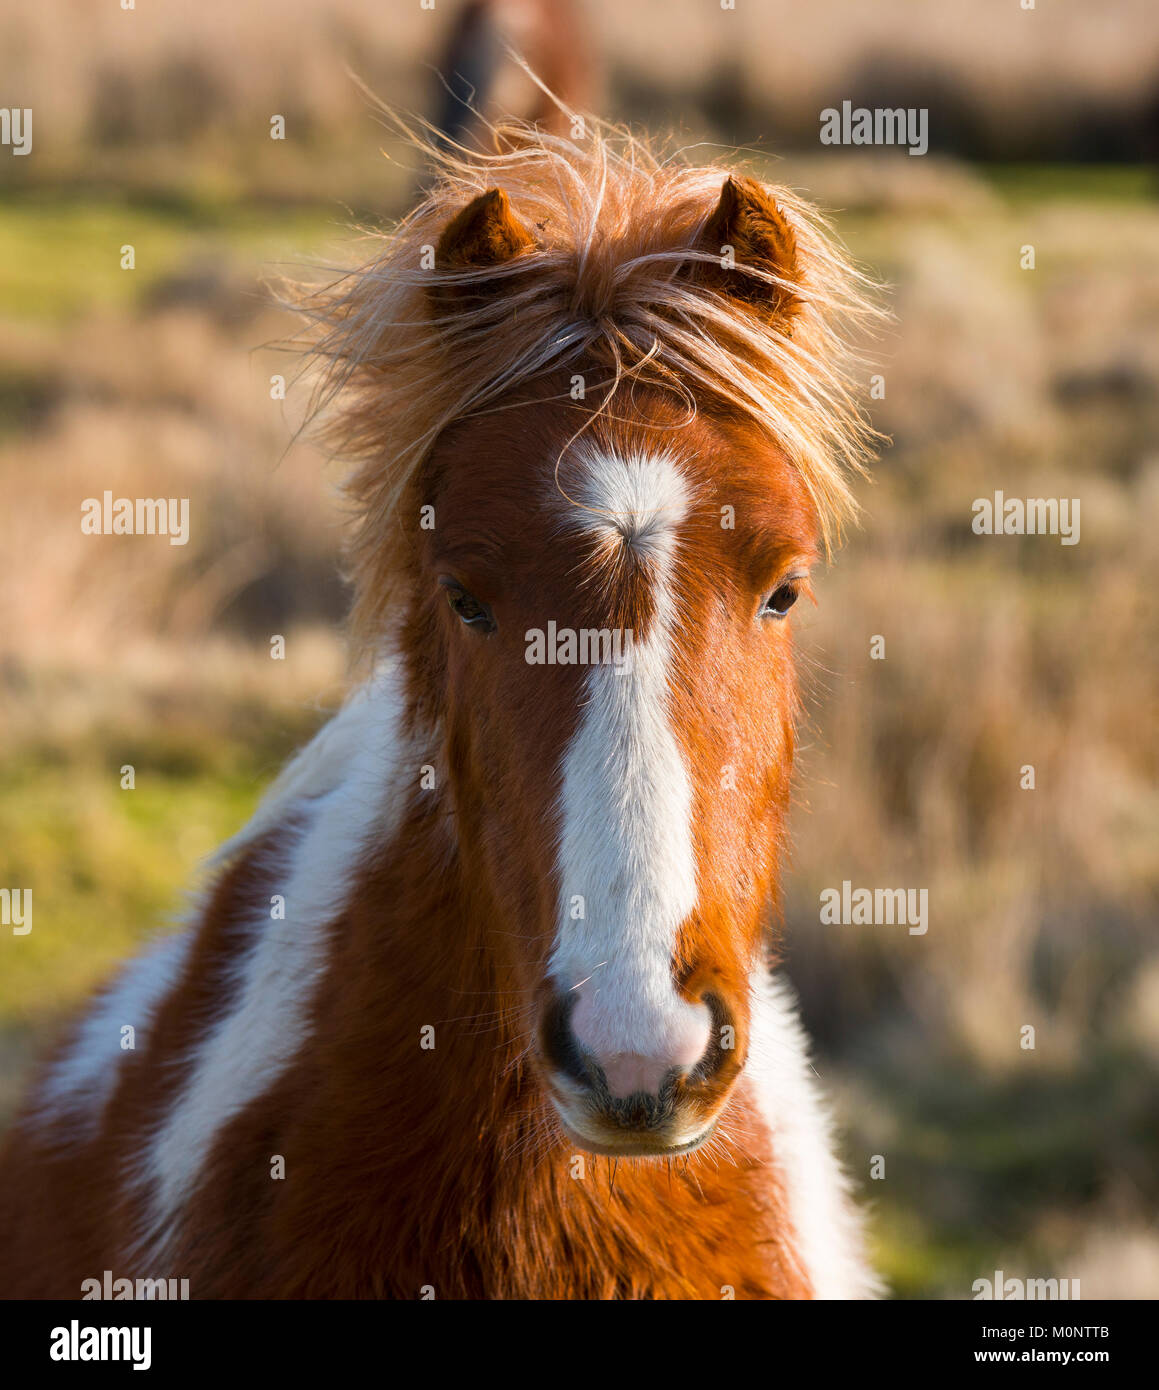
(429, 188, 537, 313)
(689, 176, 803, 325)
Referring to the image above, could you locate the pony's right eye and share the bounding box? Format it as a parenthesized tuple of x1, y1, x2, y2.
(439, 578, 497, 634)
(760, 580, 801, 619)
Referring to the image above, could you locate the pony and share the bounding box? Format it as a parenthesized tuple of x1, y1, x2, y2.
(0, 111, 884, 1299)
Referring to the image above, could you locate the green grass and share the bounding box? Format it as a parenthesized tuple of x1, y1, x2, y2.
(0, 193, 354, 323)
(0, 700, 324, 1028)
(1, 758, 252, 1024)
(982, 163, 1158, 205)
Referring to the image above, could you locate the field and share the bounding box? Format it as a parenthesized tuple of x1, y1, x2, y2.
(1, 0, 1156, 1299)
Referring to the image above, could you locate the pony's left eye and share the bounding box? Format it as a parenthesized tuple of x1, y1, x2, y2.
(439, 578, 497, 633)
(761, 581, 801, 619)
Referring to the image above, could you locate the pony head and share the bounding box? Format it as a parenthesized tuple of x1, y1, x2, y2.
(295, 116, 881, 1157)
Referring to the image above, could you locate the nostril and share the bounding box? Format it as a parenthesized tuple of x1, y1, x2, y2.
(686, 992, 734, 1084)
(538, 990, 589, 1086)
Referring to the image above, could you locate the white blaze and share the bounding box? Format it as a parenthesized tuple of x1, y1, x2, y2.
(550, 449, 704, 1061)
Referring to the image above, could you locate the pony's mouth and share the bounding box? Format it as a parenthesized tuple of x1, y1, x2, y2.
(555, 1112, 717, 1160)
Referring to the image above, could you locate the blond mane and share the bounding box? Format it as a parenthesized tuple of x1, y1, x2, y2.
(287, 108, 885, 666)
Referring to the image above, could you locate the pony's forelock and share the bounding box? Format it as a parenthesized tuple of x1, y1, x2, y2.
(283, 107, 886, 669)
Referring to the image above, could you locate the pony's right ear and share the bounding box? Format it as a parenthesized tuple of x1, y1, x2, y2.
(428, 188, 536, 314)
(687, 176, 803, 327)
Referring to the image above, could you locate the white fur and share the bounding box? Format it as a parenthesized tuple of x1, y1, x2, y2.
(745, 968, 881, 1299)
(208, 677, 397, 866)
(29, 930, 193, 1141)
(549, 449, 706, 1060)
(132, 666, 413, 1253)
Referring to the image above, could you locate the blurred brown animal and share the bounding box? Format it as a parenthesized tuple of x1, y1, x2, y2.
(432, 0, 597, 145)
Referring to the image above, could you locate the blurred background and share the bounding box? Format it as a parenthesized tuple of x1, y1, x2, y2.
(1, 0, 1156, 1298)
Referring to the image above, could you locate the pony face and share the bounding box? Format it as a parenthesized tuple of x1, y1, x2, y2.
(412, 381, 818, 1157)
(312, 146, 878, 1160)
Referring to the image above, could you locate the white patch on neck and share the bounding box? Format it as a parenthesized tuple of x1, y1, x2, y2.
(28, 931, 193, 1143)
(744, 968, 882, 1299)
(549, 448, 703, 1058)
(131, 666, 414, 1256)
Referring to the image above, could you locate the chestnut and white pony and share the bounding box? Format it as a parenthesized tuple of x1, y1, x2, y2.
(0, 117, 882, 1299)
